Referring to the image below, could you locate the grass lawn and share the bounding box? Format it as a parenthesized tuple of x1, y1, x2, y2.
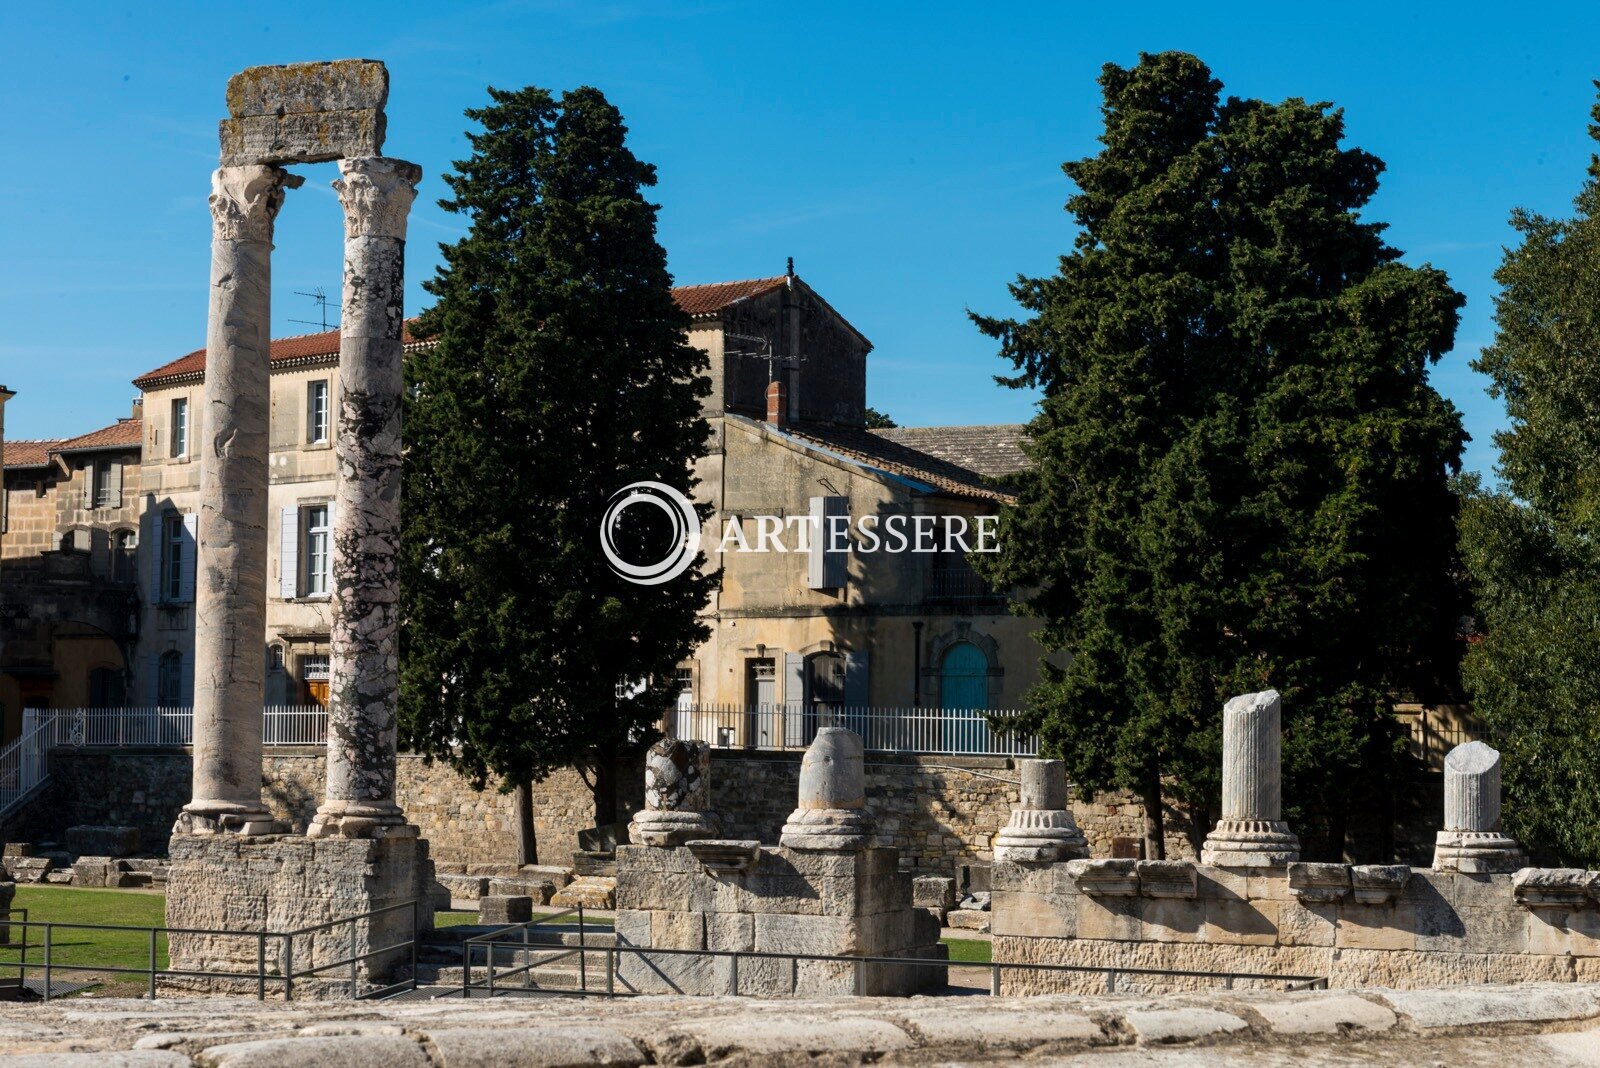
(942, 937, 992, 964)
(1, 886, 169, 994)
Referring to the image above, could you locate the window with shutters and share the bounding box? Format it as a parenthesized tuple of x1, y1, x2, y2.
(304, 504, 331, 597)
(157, 651, 183, 706)
(807, 495, 850, 589)
(91, 458, 116, 507)
(162, 513, 185, 601)
(113, 529, 137, 583)
(307, 380, 330, 444)
(170, 398, 189, 458)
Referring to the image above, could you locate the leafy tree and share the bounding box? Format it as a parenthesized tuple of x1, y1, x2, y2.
(1459, 86, 1600, 866)
(400, 85, 713, 862)
(973, 52, 1466, 859)
(864, 406, 898, 429)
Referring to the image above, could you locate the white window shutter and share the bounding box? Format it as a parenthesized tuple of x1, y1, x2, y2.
(806, 497, 827, 589)
(108, 459, 123, 509)
(807, 495, 849, 589)
(82, 464, 94, 509)
(179, 513, 198, 603)
(279, 506, 300, 599)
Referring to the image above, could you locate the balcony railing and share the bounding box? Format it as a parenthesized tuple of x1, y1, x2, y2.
(924, 567, 1003, 604)
(670, 703, 1038, 757)
(19, 706, 330, 749)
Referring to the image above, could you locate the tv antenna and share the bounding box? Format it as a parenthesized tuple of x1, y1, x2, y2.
(290, 287, 341, 331)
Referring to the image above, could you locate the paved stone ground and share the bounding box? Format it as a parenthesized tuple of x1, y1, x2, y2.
(2, 983, 1600, 1064)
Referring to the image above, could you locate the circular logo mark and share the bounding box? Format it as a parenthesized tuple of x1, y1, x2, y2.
(600, 481, 701, 585)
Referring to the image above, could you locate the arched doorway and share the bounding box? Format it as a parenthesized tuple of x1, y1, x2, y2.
(940, 641, 988, 753)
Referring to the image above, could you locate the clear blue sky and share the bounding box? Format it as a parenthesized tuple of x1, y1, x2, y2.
(4, 2, 1600, 479)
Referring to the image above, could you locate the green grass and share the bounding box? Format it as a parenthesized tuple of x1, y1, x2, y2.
(941, 937, 991, 964)
(1, 886, 170, 994)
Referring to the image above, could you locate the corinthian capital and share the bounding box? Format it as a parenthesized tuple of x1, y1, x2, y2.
(334, 157, 423, 240)
(209, 165, 300, 243)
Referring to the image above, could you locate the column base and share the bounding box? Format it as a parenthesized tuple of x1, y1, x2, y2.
(994, 808, 1089, 863)
(173, 802, 287, 836)
(306, 801, 418, 840)
(1433, 830, 1524, 874)
(779, 807, 872, 851)
(1201, 819, 1301, 867)
(629, 809, 719, 847)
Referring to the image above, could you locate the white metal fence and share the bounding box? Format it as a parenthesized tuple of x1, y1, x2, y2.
(670, 704, 1039, 757)
(20, 706, 330, 749)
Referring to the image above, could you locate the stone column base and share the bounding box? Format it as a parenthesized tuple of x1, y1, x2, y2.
(165, 832, 435, 994)
(629, 810, 719, 847)
(173, 805, 288, 837)
(306, 802, 419, 840)
(994, 809, 1088, 863)
(1432, 830, 1524, 874)
(1200, 819, 1301, 867)
(779, 807, 872, 851)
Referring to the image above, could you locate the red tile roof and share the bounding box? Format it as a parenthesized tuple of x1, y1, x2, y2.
(3, 439, 64, 469)
(53, 419, 143, 454)
(132, 279, 794, 388)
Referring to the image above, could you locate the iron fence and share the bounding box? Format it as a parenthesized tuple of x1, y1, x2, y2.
(670, 703, 1039, 756)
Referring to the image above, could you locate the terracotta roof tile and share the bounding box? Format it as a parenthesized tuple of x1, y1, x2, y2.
(783, 423, 1023, 504)
(53, 419, 143, 454)
(133, 280, 792, 388)
(3, 439, 65, 469)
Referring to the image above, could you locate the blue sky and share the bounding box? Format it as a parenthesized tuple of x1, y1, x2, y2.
(3, 3, 1600, 479)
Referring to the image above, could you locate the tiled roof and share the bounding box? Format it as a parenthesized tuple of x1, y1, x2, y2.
(870, 424, 1029, 482)
(673, 277, 787, 317)
(54, 419, 143, 454)
(783, 423, 1023, 504)
(3, 439, 64, 469)
(133, 280, 795, 388)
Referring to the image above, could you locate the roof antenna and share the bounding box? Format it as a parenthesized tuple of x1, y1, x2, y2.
(289, 287, 341, 331)
(786, 256, 794, 278)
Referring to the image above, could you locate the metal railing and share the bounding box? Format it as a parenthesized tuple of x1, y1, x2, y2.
(452, 911, 1325, 999)
(0, 900, 423, 1002)
(670, 703, 1039, 756)
(0, 722, 53, 815)
(925, 567, 1001, 603)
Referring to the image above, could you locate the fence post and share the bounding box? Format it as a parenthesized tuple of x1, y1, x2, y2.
(411, 900, 419, 992)
(989, 962, 1000, 996)
(577, 904, 587, 992)
(148, 927, 158, 999)
(605, 948, 614, 996)
(730, 952, 739, 996)
(461, 939, 470, 999)
(853, 957, 864, 996)
(42, 924, 51, 1002)
(1105, 968, 1115, 994)
(257, 932, 267, 1000)
(522, 924, 530, 990)
(487, 940, 496, 999)
(349, 917, 358, 998)
(284, 934, 294, 1002)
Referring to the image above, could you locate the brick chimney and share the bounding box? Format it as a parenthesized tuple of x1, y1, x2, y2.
(766, 378, 787, 428)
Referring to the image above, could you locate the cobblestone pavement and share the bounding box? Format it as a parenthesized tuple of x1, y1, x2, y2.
(2, 983, 1600, 1064)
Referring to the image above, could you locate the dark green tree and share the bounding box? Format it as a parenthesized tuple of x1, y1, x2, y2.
(1459, 86, 1600, 866)
(400, 85, 713, 861)
(864, 406, 898, 429)
(973, 53, 1466, 859)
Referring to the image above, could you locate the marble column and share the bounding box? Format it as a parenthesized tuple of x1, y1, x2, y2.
(1433, 740, 1523, 873)
(308, 157, 423, 839)
(1201, 689, 1300, 867)
(629, 738, 718, 846)
(994, 758, 1088, 863)
(176, 165, 301, 836)
(781, 727, 873, 850)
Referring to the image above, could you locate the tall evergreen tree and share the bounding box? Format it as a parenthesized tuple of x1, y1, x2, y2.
(974, 53, 1466, 858)
(1459, 87, 1600, 866)
(400, 85, 712, 860)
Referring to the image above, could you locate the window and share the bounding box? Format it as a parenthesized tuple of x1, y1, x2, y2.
(90, 457, 122, 508)
(307, 380, 330, 444)
(170, 398, 189, 458)
(157, 652, 183, 706)
(113, 529, 137, 583)
(304, 504, 331, 597)
(163, 513, 185, 601)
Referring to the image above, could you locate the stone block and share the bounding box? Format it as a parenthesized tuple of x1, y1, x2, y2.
(1287, 862, 1350, 904)
(1251, 993, 1397, 1035)
(753, 912, 859, 955)
(219, 111, 386, 167)
(550, 875, 614, 909)
(705, 912, 754, 953)
(1140, 897, 1204, 943)
(1067, 858, 1138, 896)
(1277, 900, 1336, 947)
(3, 843, 33, 857)
(72, 856, 119, 888)
(486, 876, 556, 904)
(1122, 1007, 1249, 1044)
(1417, 903, 1527, 955)
(425, 1026, 643, 1067)
(991, 889, 1075, 939)
(578, 822, 630, 852)
(478, 895, 532, 925)
(1137, 860, 1197, 899)
(198, 1035, 429, 1067)
(912, 875, 957, 918)
(1076, 894, 1140, 941)
(1336, 902, 1416, 951)
(1525, 907, 1600, 956)
(435, 873, 489, 901)
(1513, 867, 1595, 908)
(945, 908, 991, 932)
(1382, 985, 1600, 1028)
(6, 856, 52, 883)
(1202, 897, 1280, 946)
(1349, 864, 1411, 905)
(651, 910, 706, 950)
(225, 59, 389, 117)
(65, 824, 140, 857)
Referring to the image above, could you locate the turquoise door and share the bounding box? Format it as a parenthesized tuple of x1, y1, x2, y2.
(940, 642, 988, 753)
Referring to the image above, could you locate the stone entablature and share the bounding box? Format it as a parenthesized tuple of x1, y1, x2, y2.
(993, 855, 1600, 992)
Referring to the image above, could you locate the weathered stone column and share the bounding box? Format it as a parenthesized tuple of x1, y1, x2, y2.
(994, 758, 1088, 863)
(781, 726, 872, 850)
(308, 157, 422, 840)
(1201, 690, 1300, 867)
(1433, 740, 1523, 873)
(629, 738, 718, 846)
(176, 165, 301, 836)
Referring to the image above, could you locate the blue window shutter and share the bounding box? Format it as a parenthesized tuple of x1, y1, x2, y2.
(783, 652, 807, 746)
(824, 496, 849, 588)
(279, 506, 299, 599)
(180, 650, 194, 706)
(178, 514, 198, 603)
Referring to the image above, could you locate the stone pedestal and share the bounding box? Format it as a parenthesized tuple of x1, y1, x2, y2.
(780, 727, 872, 851)
(165, 833, 434, 992)
(179, 165, 301, 836)
(1201, 690, 1300, 867)
(629, 738, 718, 847)
(1433, 741, 1523, 874)
(994, 758, 1088, 863)
(308, 157, 423, 841)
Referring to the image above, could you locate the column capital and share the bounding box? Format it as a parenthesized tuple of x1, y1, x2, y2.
(209, 165, 301, 244)
(334, 156, 423, 240)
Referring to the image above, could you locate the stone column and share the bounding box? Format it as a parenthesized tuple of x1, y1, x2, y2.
(629, 738, 718, 846)
(1433, 740, 1523, 873)
(994, 758, 1088, 863)
(781, 727, 872, 850)
(176, 165, 301, 836)
(1201, 689, 1300, 866)
(308, 157, 423, 840)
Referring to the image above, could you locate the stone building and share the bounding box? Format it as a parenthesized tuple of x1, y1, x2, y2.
(0, 412, 144, 737)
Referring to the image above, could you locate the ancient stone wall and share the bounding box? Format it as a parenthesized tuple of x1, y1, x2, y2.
(992, 857, 1600, 992)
